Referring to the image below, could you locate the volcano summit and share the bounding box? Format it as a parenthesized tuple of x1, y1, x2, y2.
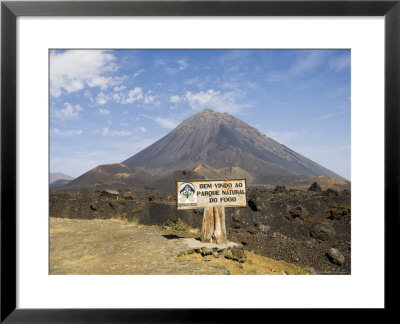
(65, 108, 347, 190)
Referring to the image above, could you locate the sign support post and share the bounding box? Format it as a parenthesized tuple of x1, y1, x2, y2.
(177, 179, 246, 244)
(201, 205, 227, 244)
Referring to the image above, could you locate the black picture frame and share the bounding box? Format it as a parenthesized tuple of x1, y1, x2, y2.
(1, 0, 398, 321)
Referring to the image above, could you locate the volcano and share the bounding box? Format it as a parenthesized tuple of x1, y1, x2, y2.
(122, 108, 344, 183)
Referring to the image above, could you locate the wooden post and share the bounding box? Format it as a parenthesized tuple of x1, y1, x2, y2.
(201, 205, 227, 244)
(201, 206, 214, 243)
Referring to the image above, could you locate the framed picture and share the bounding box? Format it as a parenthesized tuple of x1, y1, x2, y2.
(1, 0, 398, 321)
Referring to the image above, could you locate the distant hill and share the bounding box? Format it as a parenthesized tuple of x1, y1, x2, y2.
(50, 172, 74, 188)
(291, 176, 350, 191)
(60, 163, 349, 193)
(50, 172, 74, 184)
(50, 179, 73, 188)
(64, 163, 153, 190)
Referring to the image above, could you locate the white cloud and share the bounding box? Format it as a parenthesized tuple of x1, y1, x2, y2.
(184, 77, 200, 85)
(51, 128, 83, 137)
(101, 127, 132, 136)
(169, 95, 180, 103)
(185, 89, 220, 108)
(112, 93, 121, 103)
(313, 113, 336, 121)
(112, 130, 131, 136)
(54, 103, 83, 120)
(154, 117, 179, 129)
(185, 89, 250, 114)
(291, 51, 326, 75)
(133, 69, 144, 79)
(177, 59, 188, 71)
(144, 94, 156, 104)
(313, 108, 348, 121)
(157, 58, 189, 74)
(154, 58, 166, 66)
(329, 54, 351, 71)
(265, 73, 286, 83)
(124, 87, 143, 103)
(114, 85, 126, 92)
(87, 76, 112, 90)
(50, 50, 117, 97)
(99, 108, 110, 115)
(266, 51, 327, 82)
(323, 86, 351, 99)
(84, 90, 94, 103)
(138, 126, 147, 133)
(96, 92, 109, 106)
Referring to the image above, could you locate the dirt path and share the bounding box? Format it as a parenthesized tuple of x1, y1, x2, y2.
(50, 217, 309, 275)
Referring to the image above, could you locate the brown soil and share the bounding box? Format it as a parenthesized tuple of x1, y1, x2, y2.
(50, 217, 309, 275)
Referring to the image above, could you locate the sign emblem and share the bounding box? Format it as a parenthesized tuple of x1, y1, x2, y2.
(178, 182, 197, 205)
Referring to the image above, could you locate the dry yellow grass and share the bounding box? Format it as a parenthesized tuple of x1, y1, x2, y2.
(179, 250, 310, 275)
(293, 176, 350, 190)
(115, 173, 133, 178)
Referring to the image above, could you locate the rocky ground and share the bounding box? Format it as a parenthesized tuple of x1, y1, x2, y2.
(227, 187, 351, 274)
(50, 184, 351, 274)
(50, 217, 309, 275)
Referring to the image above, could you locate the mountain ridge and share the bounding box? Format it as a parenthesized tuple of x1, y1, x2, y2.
(122, 108, 345, 181)
(50, 172, 75, 184)
(63, 108, 347, 191)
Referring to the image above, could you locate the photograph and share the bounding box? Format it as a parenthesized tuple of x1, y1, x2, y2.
(49, 49, 351, 275)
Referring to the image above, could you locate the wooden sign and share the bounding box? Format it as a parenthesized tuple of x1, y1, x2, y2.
(176, 179, 246, 210)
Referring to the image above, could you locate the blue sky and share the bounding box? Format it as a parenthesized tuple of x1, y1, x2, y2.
(50, 49, 351, 180)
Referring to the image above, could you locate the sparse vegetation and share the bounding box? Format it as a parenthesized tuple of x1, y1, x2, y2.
(114, 213, 140, 226)
(129, 216, 140, 226)
(169, 218, 199, 235)
(171, 218, 190, 232)
(294, 269, 309, 275)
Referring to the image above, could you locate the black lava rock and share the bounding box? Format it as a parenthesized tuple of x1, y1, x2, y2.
(308, 182, 322, 192)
